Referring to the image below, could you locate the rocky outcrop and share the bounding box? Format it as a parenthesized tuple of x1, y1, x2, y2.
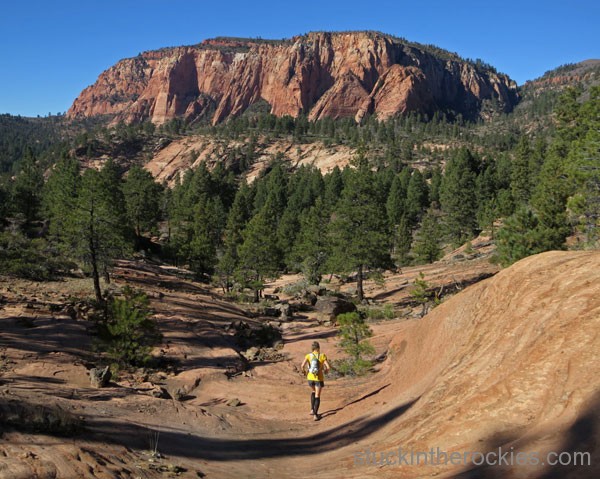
(68, 31, 519, 125)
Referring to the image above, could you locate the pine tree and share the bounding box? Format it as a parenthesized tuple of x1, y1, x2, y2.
(529, 137, 546, 186)
(216, 182, 252, 292)
(184, 196, 226, 278)
(68, 166, 130, 303)
(530, 152, 571, 250)
(337, 312, 375, 364)
(42, 156, 80, 244)
(237, 206, 280, 302)
(564, 86, 600, 246)
(327, 164, 392, 302)
(123, 165, 163, 245)
(291, 197, 331, 284)
(412, 209, 442, 264)
(11, 148, 44, 223)
(495, 207, 551, 266)
(323, 166, 343, 212)
(386, 173, 407, 226)
(405, 169, 429, 227)
(511, 136, 532, 205)
(393, 215, 412, 266)
(440, 148, 479, 245)
(410, 272, 433, 317)
(0, 179, 9, 223)
(429, 167, 443, 207)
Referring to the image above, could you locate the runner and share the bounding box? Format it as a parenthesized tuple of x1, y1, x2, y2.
(301, 341, 331, 421)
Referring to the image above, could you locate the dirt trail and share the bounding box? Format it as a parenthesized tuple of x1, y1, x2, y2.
(1, 251, 599, 478)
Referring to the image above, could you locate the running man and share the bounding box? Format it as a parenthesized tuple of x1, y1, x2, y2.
(301, 341, 331, 421)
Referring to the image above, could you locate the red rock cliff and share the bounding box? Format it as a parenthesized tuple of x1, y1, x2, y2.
(68, 31, 519, 125)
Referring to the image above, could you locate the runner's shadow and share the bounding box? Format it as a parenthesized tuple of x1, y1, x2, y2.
(320, 383, 391, 418)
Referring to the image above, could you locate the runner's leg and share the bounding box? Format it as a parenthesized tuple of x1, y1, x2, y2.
(313, 383, 322, 417)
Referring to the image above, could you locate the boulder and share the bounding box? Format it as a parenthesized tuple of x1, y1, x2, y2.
(314, 296, 357, 321)
(89, 366, 112, 388)
(263, 307, 280, 317)
(306, 285, 327, 296)
(150, 385, 170, 399)
(241, 347, 260, 361)
(273, 302, 291, 319)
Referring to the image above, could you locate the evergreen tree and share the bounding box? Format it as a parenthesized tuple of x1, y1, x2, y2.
(323, 166, 343, 212)
(327, 164, 392, 302)
(237, 207, 280, 302)
(412, 209, 442, 264)
(440, 148, 479, 245)
(123, 165, 163, 245)
(11, 148, 44, 222)
(511, 136, 532, 205)
(68, 166, 130, 303)
(564, 86, 600, 246)
(495, 207, 552, 266)
(530, 151, 571, 250)
(429, 166, 443, 207)
(405, 169, 429, 227)
(0, 179, 9, 223)
(410, 272, 435, 317)
(291, 197, 331, 284)
(529, 137, 547, 186)
(276, 166, 320, 267)
(253, 161, 288, 215)
(184, 196, 226, 278)
(386, 173, 407, 226)
(393, 215, 412, 266)
(42, 156, 80, 244)
(337, 312, 375, 367)
(216, 182, 252, 292)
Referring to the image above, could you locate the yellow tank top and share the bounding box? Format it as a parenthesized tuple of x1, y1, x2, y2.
(306, 352, 327, 381)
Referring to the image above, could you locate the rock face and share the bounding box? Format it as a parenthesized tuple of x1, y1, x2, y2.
(68, 32, 518, 125)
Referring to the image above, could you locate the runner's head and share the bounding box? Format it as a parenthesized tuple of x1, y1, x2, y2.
(311, 341, 320, 353)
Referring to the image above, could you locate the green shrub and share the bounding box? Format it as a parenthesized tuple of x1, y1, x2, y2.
(101, 287, 162, 367)
(335, 312, 375, 376)
(0, 401, 83, 436)
(361, 303, 396, 320)
(330, 358, 373, 377)
(281, 279, 309, 297)
(0, 231, 75, 280)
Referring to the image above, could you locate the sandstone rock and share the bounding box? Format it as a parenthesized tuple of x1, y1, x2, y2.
(68, 32, 518, 127)
(263, 307, 280, 317)
(299, 292, 318, 306)
(314, 296, 357, 321)
(89, 366, 112, 388)
(150, 386, 170, 399)
(134, 382, 169, 398)
(164, 371, 201, 400)
(306, 285, 327, 296)
(273, 302, 291, 319)
(226, 398, 241, 407)
(241, 347, 259, 361)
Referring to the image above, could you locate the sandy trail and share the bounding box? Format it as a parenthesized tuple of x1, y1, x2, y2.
(1, 251, 599, 478)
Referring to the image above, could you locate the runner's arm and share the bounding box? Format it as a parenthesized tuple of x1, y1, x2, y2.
(300, 357, 308, 373)
(323, 359, 331, 374)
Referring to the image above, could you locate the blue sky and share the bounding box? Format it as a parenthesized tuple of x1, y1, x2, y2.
(1, 0, 598, 117)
